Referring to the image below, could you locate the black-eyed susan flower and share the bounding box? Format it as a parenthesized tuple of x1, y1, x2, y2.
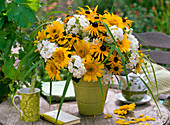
(91, 40, 109, 61)
(110, 63, 123, 75)
(76, 5, 98, 19)
(107, 51, 121, 66)
(98, 32, 110, 42)
(83, 57, 104, 82)
(66, 34, 80, 50)
(45, 60, 61, 81)
(122, 17, 134, 29)
(52, 47, 70, 69)
(45, 21, 64, 42)
(84, 22, 106, 37)
(72, 40, 92, 59)
(117, 34, 131, 53)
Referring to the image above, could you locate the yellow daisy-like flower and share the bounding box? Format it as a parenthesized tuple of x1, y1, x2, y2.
(34, 29, 47, 52)
(76, 5, 98, 19)
(65, 34, 80, 50)
(110, 63, 123, 75)
(117, 34, 131, 53)
(135, 50, 144, 74)
(84, 22, 106, 37)
(52, 47, 70, 69)
(45, 60, 61, 81)
(45, 21, 64, 42)
(122, 17, 134, 29)
(107, 52, 121, 66)
(83, 57, 104, 82)
(103, 11, 124, 28)
(63, 15, 72, 23)
(35, 29, 47, 42)
(72, 40, 92, 59)
(58, 35, 68, 45)
(91, 40, 109, 61)
(98, 32, 110, 42)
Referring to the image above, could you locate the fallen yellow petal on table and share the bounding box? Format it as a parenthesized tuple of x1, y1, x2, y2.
(104, 114, 112, 119)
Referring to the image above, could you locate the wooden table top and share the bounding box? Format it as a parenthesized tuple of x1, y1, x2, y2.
(0, 89, 169, 125)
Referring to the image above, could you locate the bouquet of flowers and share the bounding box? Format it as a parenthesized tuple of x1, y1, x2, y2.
(34, 5, 159, 123)
(35, 5, 144, 84)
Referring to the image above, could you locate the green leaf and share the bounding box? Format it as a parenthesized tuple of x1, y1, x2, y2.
(101, 44, 114, 64)
(27, 0, 40, 12)
(0, 31, 8, 49)
(21, 59, 43, 81)
(0, 0, 5, 13)
(110, 0, 116, 13)
(0, 16, 5, 28)
(55, 73, 73, 125)
(7, 0, 36, 28)
(49, 80, 52, 106)
(2, 57, 18, 79)
(19, 49, 26, 60)
(97, 77, 104, 100)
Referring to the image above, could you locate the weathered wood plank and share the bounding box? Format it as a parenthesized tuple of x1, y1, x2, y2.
(142, 49, 170, 65)
(135, 32, 170, 49)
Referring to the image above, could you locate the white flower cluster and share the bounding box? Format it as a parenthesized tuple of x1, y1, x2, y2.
(101, 67, 112, 85)
(68, 55, 87, 78)
(37, 40, 58, 61)
(126, 35, 140, 69)
(66, 14, 90, 35)
(107, 25, 124, 44)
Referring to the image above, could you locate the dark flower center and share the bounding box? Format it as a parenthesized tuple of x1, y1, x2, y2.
(61, 38, 65, 41)
(114, 57, 118, 62)
(52, 29, 56, 33)
(100, 45, 106, 51)
(94, 16, 99, 19)
(114, 66, 119, 71)
(72, 34, 76, 37)
(46, 32, 49, 35)
(92, 22, 98, 27)
(103, 32, 107, 36)
(85, 11, 90, 14)
(66, 15, 70, 17)
(122, 18, 126, 23)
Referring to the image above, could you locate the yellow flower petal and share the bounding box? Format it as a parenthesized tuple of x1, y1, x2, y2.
(118, 115, 125, 119)
(139, 114, 144, 117)
(104, 114, 112, 119)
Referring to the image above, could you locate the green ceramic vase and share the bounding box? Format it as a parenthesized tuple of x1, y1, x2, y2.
(73, 79, 109, 115)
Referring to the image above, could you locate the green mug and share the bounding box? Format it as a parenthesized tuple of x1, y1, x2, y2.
(12, 88, 40, 122)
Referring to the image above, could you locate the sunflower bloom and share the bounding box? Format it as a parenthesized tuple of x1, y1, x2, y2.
(83, 57, 104, 82)
(45, 21, 64, 42)
(117, 34, 131, 53)
(103, 11, 124, 28)
(91, 40, 109, 61)
(52, 47, 70, 69)
(73, 40, 92, 59)
(45, 60, 61, 81)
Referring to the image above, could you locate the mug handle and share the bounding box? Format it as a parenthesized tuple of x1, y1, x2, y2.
(12, 95, 23, 117)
